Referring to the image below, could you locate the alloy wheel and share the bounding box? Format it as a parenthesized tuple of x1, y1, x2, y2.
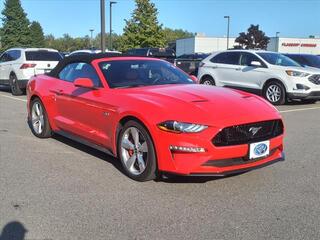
(31, 102, 45, 134)
(266, 84, 281, 103)
(120, 127, 148, 175)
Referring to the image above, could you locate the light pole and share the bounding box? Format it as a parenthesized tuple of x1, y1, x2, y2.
(276, 32, 280, 52)
(89, 29, 94, 48)
(224, 16, 230, 49)
(100, 0, 106, 52)
(109, 1, 117, 50)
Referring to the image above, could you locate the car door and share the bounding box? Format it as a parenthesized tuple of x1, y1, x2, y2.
(206, 51, 241, 87)
(53, 62, 112, 148)
(235, 52, 269, 91)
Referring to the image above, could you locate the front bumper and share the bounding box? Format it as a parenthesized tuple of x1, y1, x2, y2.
(287, 91, 320, 100)
(188, 152, 285, 176)
(154, 125, 285, 176)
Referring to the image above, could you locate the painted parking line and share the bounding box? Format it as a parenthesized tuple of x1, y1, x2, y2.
(279, 106, 320, 113)
(1, 93, 320, 114)
(0, 94, 27, 102)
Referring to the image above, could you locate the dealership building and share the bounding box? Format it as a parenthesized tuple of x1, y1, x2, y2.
(176, 36, 320, 56)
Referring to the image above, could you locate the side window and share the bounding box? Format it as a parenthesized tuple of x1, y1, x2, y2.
(240, 53, 263, 66)
(210, 52, 240, 65)
(7, 50, 21, 61)
(58, 62, 102, 87)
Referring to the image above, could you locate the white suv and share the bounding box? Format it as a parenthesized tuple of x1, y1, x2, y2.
(198, 50, 320, 105)
(0, 48, 62, 95)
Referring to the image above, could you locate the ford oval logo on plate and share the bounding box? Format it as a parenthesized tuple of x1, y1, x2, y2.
(254, 143, 268, 155)
(249, 140, 270, 159)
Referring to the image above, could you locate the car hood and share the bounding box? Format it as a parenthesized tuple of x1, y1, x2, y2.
(274, 65, 320, 74)
(122, 84, 281, 127)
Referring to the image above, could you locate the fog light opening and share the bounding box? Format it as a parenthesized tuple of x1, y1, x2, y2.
(295, 84, 310, 90)
(169, 145, 206, 153)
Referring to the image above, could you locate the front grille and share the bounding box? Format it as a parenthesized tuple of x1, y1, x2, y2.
(212, 120, 283, 146)
(309, 74, 320, 85)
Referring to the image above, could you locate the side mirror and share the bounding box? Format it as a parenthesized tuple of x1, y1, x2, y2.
(189, 75, 199, 83)
(250, 61, 262, 67)
(74, 78, 95, 88)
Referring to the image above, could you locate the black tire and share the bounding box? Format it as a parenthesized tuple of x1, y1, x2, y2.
(117, 120, 157, 181)
(29, 98, 52, 138)
(263, 81, 286, 105)
(9, 73, 23, 96)
(301, 99, 318, 104)
(200, 76, 215, 86)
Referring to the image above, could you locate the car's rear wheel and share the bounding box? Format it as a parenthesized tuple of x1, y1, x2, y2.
(9, 74, 23, 96)
(29, 98, 52, 138)
(201, 76, 215, 86)
(118, 120, 157, 181)
(263, 81, 286, 105)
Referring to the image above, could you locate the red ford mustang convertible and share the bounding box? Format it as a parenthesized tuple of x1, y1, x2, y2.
(27, 53, 285, 181)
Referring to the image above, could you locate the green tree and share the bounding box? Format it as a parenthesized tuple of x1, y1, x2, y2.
(235, 24, 270, 50)
(120, 0, 165, 51)
(1, 0, 32, 50)
(44, 34, 92, 52)
(29, 21, 45, 47)
(163, 28, 194, 45)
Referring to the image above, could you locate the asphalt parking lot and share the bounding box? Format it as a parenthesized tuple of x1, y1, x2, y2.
(0, 86, 320, 240)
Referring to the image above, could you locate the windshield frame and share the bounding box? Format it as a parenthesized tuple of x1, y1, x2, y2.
(98, 59, 194, 89)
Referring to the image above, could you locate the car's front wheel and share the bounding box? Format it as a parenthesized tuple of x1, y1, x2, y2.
(29, 98, 52, 138)
(118, 120, 157, 181)
(263, 81, 286, 105)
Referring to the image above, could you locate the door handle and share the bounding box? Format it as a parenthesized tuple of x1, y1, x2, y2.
(56, 89, 64, 95)
(235, 67, 242, 71)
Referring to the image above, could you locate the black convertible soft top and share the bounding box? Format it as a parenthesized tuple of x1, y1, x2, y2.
(48, 53, 123, 78)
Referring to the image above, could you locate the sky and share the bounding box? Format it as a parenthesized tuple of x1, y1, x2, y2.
(0, 0, 319, 39)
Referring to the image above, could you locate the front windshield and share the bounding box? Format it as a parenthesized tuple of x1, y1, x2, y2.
(257, 52, 301, 67)
(99, 60, 194, 88)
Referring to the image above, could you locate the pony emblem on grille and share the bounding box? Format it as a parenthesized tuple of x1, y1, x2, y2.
(249, 126, 262, 136)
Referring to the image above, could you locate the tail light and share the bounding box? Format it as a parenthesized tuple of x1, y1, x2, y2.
(20, 63, 36, 69)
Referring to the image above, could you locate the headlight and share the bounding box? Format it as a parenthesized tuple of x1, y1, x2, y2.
(158, 121, 208, 133)
(286, 70, 310, 77)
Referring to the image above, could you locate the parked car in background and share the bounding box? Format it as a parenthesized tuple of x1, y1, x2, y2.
(27, 53, 284, 181)
(174, 53, 210, 75)
(125, 48, 176, 63)
(0, 48, 62, 95)
(198, 50, 320, 105)
(60, 52, 70, 57)
(284, 53, 320, 69)
(68, 49, 121, 56)
(69, 49, 102, 56)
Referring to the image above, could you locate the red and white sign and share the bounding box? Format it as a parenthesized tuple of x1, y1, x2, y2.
(282, 43, 317, 48)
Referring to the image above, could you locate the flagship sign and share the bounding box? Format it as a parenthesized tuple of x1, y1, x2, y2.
(282, 43, 317, 47)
